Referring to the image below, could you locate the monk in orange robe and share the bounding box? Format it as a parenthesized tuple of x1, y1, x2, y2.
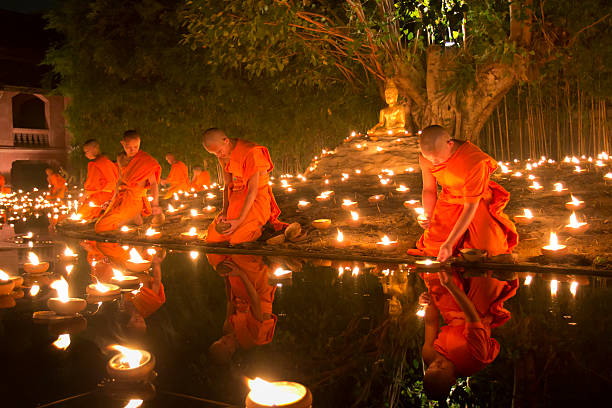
(95, 130, 162, 233)
(161, 153, 190, 199)
(420, 269, 518, 400)
(408, 125, 518, 262)
(208, 254, 277, 364)
(202, 128, 285, 244)
(46, 168, 66, 199)
(77, 139, 119, 220)
(190, 164, 211, 192)
(0, 174, 5, 192)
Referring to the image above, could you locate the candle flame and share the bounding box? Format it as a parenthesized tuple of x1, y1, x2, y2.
(190, 209, 198, 216)
(523, 208, 533, 218)
(273, 268, 291, 277)
(93, 278, 110, 293)
(190, 251, 199, 260)
(350, 211, 359, 221)
(298, 200, 310, 207)
(570, 281, 578, 296)
(128, 248, 145, 262)
(109, 345, 144, 369)
(0, 270, 8, 281)
(28, 252, 40, 265)
(145, 227, 159, 236)
(352, 266, 360, 276)
(553, 182, 565, 191)
(378, 235, 396, 245)
(396, 185, 409, 192)
(186, 227, 197, 236)
(30, 284, 40, 296)
(567, 212, 587, 228)
(123, 400, 143, 408)
(550, 279, 558, 296)
(524, 275, 532, 285)
(247, 378, 306, 406)
(543, 231, 565, 250)
(112, 268, 126, 281)
(568, 195, 583, 206)
(52, 334, 71, 350)
(69, 213, 82, 220)
(63, 247, 76, 257)
(336, 229, 344, 242)
(168, 204, 176, 212)
(65, 264, 74, 275)
(50, 277, 70, 302)
(416, 307, 426, 317)
(120, 225, 130, 232)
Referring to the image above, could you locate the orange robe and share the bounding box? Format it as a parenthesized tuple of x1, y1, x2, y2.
(77, 155, 119, 220)
(416, 142, 518, 257)
(47, 173, 66, 199)
(422, 271, 518, 376)
(95, 150, 161, 233)
(206, 140, 285, 244)
(190, 171, 211, 191)
(208, 254, 277, 348)
(0, 174, 4, 193)
(163, 161, 190, 198)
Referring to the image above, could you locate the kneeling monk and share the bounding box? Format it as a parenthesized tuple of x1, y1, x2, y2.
(409, 125, 518, 262)
(95, 130, 161, 233)
(77, 139, 119, 220)
(190, 163, 211, 192)
(161, 153, 190, 199)
(46, 168, 66, 199)
(202, 128, 285, 244)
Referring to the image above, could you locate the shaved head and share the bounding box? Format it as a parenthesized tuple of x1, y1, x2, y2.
(83, 139, 101, 160)
(419, 125, 456, 165)
(122, 130, 141, 142)
(165, 153, 176, 164)
(121, 130, 141, 158)
(202, 128, 233, 159)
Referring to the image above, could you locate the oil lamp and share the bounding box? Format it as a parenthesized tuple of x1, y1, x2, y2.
(513, 208, 534, 225)
(376, 235, 398, 251)
(460, 248, 487, 262)
(245, 377, 312, 408)
(203, 205, 216, 213)
(181, 226, 199, 241)
(144, 227, 161, 239)
(0, 270, 15, 296)
(341, 199, 357, 209)
(564, 212, 588, 234)
(368, 194, 384, 203)
(395, 185, 409, 193)
(107, 345, 155, 382)
(111, 268, 140, 287)
(52, 334, 71, 350)
(315, 191, 333, 202)
(297, 200, 311, 210)
(189, 208, 205, 219)
(414, 259, 441, 272)
(604, 172, 612, 182)
(125, 249, 152, 272)
(565, 195, 585, 210)
(552, 182, 568, 194)
(120, 226, 131, 233)
(86, 278, 121, 297)
(541, 232, 567, 257)
(403, 199, 419, 208)
(271, 268, 292, 280)
(528, 181, 542, 191)
(48, 277, 86, 316)
(311, 219, 331, 229)
(60, 246, 78, 262)
(24, 252, 49, 274)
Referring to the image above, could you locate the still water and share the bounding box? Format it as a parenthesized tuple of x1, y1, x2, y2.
(0, 228, 610, 407)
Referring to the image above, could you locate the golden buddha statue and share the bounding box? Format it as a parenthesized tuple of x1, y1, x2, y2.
(367, 81, 407, 138)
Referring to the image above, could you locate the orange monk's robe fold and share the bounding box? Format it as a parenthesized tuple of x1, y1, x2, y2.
(206, 140, 286, 245)
(422, 270, 518, 376)
(416, 142, 518, 257)
(78, 155, 119, 220)
(163, 161, 190, 199)
(95, 150, 161, 233)
(48, 174, 66, 199)
(190, 171, 211, 192)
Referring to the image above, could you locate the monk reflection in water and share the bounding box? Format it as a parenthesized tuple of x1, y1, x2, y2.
(207, 254, 277, 364)
(420, 269, 518, 400)
(408, 125, 518, 262)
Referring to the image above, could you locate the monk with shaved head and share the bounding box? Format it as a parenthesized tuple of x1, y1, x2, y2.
(77, 139, 119, 220)
(161, 153, 190, 199)
(408, 125, 518, 262)
(95, 130, 161, 233)
(202, 128, 285, 244)
(45, 168, 66, 200)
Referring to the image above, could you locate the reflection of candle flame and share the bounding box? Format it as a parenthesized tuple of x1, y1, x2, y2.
(123, 400, 143, 408)
(128, 248, 145, 262)
(109, 345, 144, 369)
(190, 251, 199, 260)
(524, 275, 532, 285)
(52, 334, 71, 350)
(65, 264, 74, 275)
(523, 208, 533, 218)
(570, 281, 578, 296)
(247, 378, 306, 406)
(550, 279, 558, 296)
(30, 284, 40, 296)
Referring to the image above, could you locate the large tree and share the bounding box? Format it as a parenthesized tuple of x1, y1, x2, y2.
(183, 0, 609, 140)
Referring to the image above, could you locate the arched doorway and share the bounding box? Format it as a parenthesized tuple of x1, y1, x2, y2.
(12, 94, 47, 129)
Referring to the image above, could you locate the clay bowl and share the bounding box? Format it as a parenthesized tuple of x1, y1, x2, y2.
(151, 213, 166, 226)
(312, 219, 332, 229)
(47, 298, 87, 316)
(541, 246, 568, 258)
(107, 351, 155, 382)
(86, 283, 121, 297)
(460, 248, 488, 263)
(563, 224, 589, 235)
(565, 202, 585, 211)
(24, 262, 49, 274)
(0, 280, 15, 296)
(513, 215, 534, 225)
(368, 195, 385, 203)
(403, 200, 420, 209)
(125, 260, 152, 273)
(414, 260, 442, 273)
(180, 232, 199, 241)
(376, 242, 398, 252)
(266, 234, 286, 245)
(245, 382, 312, 408)
(9, 276, 23, 289)
(315, 195, 332, 203)
(111, 275, 141, 288)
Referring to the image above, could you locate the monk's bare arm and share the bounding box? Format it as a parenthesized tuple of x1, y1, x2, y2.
(421, 162, 437, 219)
(221, 170, 232, 217)
(237, 171, 260, 222)
(236, 272, 264, 322)
(439, 270, 480, 323)
(149, 174, 160, 210)
(422, 302, 440, 364)
(444, 201, 479, 249)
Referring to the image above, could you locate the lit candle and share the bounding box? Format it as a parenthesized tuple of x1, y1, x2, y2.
(203, 205, 216, 213)
(334, 229, 347, 248)
(0, 270, 15, 295)
(376, 235, 398, 251)
(107, 345, 155, 382)
(414, 259, 442, 272)
(541, 232, 567, 257)
(111, 268, 140, 287)
(368, 194, 384, 203)
(144, 227, 161, 238)
(245, 377, 311, 408)
(272, 268, 292, 279)
(552, 182, 568, 194)
(316, 191, 333, 202)
(564, 212, 588, 234)
(180, 227, 199, 241)
(565, 195, 585, 210)
(24, 252, 49, 274)
(528, 181, 543, 190)
(513, 208, 534, 225)
(48, 277, 86, 315)
(341, 199, 357, 209)
(550, 279, 558, 296)
(125, 248, 152, 272)
(52, 334, 71, 350)
(574, 165, 584, 173)
(524, 275, 533, 285)
(120, 225, 131, 233)
(403, 199, 419, 208)
(86, 278, 121, 297)
(395, 185, 409, 193)
(297, 200, 311, 210)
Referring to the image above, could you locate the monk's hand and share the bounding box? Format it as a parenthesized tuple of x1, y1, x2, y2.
(436, 242, 453, 263)
(438, 270, 456, 289)
(417, 215, 430, 229)
(418, 292, 431, 306)
(221, 218, 242, 235)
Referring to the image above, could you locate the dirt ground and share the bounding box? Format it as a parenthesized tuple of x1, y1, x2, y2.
(62, 134, 612, 270)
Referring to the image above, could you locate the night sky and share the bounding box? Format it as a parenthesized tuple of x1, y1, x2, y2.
(0, 0, 58, 14)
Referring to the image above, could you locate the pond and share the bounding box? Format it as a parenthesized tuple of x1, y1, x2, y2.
(0, 225, 610, 407)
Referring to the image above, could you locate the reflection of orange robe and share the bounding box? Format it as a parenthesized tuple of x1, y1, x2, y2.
(78, 155, 119, 220)
(207, 140, 285, 244)
(416, 142, 518, 257)
(422, 271, 518, 376)
(48, 173, 66, 199)
(208, 254, 277, 348)
(190, 171, 211, 191)
(129, 278, 165, 318)
(163, 161, 190, 198)
(95, 150, 161, 233)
